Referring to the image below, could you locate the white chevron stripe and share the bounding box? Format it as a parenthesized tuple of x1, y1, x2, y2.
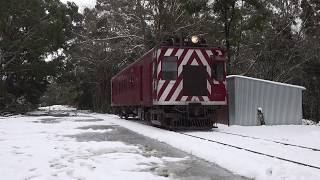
(175, 49, 184, 59)
(157, 49, 161, 59)
(195, 50, 209, 66)
(159, 81, 172, 101)
(196, 50, 211, 76)
(207, 79, 211, 94)
(192, 96, 199, 101)
(203, 96, 209, 101)
(181, 96, 188, 101)
(170, 79, 183, 101)
(206, 50, 221, 84)
(156, 49, 162, 78)
(178, 49, 193, 75)
(164, 48, 174, 56)
(157, 65, 161, 76)
(191, 59, 198, 65)
(182, 49, 194, 65)
(157, 80, 165, 95)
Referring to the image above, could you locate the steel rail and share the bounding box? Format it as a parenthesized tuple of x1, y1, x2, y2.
(176, 132, 320, 170)
(214, 131, 320, 152)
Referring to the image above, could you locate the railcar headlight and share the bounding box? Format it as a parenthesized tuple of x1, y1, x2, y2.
(191, 36, 200, 44)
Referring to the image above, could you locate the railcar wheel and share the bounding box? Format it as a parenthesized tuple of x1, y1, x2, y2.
(144, 111, 151, 121)
(119, 112, 124, 119)
(120, 110, 126, 119)
(124, 113, 129, 120)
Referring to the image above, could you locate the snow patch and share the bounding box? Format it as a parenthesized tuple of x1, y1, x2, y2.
(80, 128, 113, 133)
(302, 119, 319, 126)
(38, 105, 77, 111)
(0, 116, 171, 180)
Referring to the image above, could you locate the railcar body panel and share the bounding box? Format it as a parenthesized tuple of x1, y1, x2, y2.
(111, 48, 154, 107)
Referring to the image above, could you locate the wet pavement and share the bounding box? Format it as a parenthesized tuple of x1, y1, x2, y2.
(70, 123, 250, 180)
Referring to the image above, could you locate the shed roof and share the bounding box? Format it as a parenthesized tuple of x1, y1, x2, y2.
(227, 75, 306, 90)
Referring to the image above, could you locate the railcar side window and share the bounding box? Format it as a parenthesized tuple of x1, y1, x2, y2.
(212, 62, 225, 81)
(162, 56, 177, 80)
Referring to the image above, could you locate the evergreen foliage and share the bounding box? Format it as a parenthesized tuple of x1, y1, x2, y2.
(0, 0, 81, 113)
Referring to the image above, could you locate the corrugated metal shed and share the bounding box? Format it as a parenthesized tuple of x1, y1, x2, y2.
(227, 75, 305, 126)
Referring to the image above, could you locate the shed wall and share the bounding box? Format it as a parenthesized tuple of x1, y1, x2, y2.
(226, 78, 236, 125)
(227, 76, 303, 126)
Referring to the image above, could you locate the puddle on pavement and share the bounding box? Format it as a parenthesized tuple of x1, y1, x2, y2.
(34, 118, 62, 124)
(33, 117, 104, 124)
(69, 124, 249, 180)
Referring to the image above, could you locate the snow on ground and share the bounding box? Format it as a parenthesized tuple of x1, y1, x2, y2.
(38, 105, 77, 111)
(302, 119, 320, 126)
(214, 124, 320, 149)
(30, 105, 79, 116)
(2, 105, 320, 180)
(92, 113, 320, 180)
(0, 115, 172, 180)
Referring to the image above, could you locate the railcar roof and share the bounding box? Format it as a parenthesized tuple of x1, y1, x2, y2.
(111, 47, 155, 81)
(112, 45, 226, 81)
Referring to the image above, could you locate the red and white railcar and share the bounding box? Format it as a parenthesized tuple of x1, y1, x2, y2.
(111, 38, 227, 129)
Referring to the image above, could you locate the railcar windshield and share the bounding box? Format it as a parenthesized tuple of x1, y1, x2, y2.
(212, 62, 225, 81)
(162, 56, 177, 80)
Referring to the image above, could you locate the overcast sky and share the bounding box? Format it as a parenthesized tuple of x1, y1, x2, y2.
(60, 0, 96, 12)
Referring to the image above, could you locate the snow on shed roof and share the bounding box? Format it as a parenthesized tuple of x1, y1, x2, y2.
(227, 75, 306, 90)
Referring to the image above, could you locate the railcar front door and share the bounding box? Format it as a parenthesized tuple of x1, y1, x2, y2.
(183, 65, 207, 96)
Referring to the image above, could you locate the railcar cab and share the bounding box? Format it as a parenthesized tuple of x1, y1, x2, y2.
(150, 35, 227, 129)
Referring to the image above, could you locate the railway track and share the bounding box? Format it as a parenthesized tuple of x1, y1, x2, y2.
(176, 131, 320, 170)
(124, 119, 320, 170)
(214, 130, 320, 152)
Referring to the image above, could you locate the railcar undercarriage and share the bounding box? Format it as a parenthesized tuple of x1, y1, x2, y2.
(114, 104, 217, 130)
